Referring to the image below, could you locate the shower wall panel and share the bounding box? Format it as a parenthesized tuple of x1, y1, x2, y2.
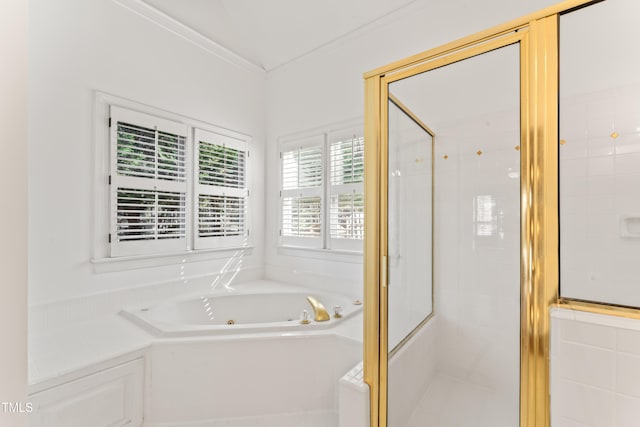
(434, 106, 521, 420)
(560, 0, 640, 308)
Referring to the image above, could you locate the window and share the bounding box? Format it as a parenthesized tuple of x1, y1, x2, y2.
(279, 127, 364, 252)
(329, 131, 365, 251)
(194, 129, 248, 250)
(107, 105, 250, 258)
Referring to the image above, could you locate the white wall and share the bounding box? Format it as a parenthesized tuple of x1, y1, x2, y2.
(28, 0, 266, 306)
(264, 0, 559, 297)
(0, 0, 28, 425)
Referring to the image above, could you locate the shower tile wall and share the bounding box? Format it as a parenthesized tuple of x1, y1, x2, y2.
(560, 83, 640, 307)
(432, 106, 521, 426)
(551, 310, 640, 427)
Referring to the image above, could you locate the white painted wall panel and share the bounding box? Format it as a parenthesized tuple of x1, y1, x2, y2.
(0, 0, 28, 424)
(28, 0, 266, 305)
(264, 0, 559, 297)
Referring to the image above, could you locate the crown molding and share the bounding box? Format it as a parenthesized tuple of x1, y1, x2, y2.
(112, 0, 266, 75)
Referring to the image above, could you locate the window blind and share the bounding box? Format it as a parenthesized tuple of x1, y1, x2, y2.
(194, 129, 248, 249)
(110, 106, 188, 257)
(329, 134, 364, 250)
(198, 141, 245, 188)
(329, 192, 364, 239)
(279, 137, 324, 248)
(282, 145, 323, 190)
(282, 196, 322, 237)
(116, 188, 186, 241)
(198, 194, 246, 237)
(330, 136, 364, 185)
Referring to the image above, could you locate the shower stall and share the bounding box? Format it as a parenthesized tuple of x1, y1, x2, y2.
(363, 0, 640, 426)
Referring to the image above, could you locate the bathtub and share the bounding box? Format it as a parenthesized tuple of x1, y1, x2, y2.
(121, 281, 363, 337)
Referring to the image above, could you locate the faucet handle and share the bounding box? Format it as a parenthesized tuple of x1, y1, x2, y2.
(300, 310, 311, 324)
(333, 306, 343, 318)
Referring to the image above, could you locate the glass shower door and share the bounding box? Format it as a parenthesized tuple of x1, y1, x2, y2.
(386, 96, 434, 353)
(385, 43, 522, 427)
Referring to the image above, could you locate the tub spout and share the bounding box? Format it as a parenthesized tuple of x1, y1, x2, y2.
(306, 296, 330, 322)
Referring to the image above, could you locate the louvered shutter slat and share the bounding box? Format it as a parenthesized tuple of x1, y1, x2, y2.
(282, 196, 322, 237)
(282, 145, 323, 190)
(198, 195, 246, 237)
(110, 107, 188, 256)
(330, 192, 364, 239)
(195, 130, 249, 247)
(198, 141, 246, 189)
(330, 136, 364, 186)
(328, 134, 364, 243)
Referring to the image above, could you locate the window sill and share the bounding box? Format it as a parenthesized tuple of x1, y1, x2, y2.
(91, 245, 254, 273)
(277, 245, 363, 263)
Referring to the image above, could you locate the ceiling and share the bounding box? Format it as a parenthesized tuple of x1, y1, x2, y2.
(142, 0, 421, 71)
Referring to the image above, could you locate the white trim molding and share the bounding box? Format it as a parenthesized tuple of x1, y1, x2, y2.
(111, 0, 266, 74)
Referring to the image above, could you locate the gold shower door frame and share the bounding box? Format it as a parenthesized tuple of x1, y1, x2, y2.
(363, 1, 603, 426)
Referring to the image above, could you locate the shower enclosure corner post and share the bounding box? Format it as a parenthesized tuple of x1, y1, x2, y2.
(363, 74, 384, 427)
(520, 14, 560, 427)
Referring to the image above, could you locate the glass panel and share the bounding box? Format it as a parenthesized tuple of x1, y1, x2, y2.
(387, 43, 521, 427)
(387, 100, 433, 353)
(560, 0, 640, 308)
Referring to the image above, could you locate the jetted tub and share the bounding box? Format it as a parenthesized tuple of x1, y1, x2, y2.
(121, 281, 363, 337)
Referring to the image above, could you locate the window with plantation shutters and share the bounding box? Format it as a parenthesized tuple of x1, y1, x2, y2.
(329, 133, 364, 251)
(280, 136, 324, 248)
(194, 128, 248, 249)
(109, 106, 188, 257)
(278, 127, 364, 253)
(98, 97, 254, 262)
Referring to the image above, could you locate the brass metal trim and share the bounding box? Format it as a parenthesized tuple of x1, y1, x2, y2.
(384, 31, 524, 85)
(557, 298, 640, 321)
(519, 15, 559, 427)
(388, 312, 435, 359)
(364, 74, 382, 427)
(388, 94, 436, 137)
(363, 0, 599, 79)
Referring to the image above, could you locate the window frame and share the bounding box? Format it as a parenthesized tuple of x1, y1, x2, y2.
(277, 124, 364, 254)
(93, 92, 253, 266)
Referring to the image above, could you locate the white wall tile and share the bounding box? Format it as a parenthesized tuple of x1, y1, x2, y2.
(614, 394, 640, 427)
(554, 379, 614, 427)
(561, 319, 616, 349)
(554, 418, 591, 427)
(588, 155, 614, 176)
(558, 341, 615, 390)
(615, 152, 640, 175)
(617, 328, 640, 355)
(587, 137, 615, 157)
(615, 353, 640, 398)
(552, 310, 640, 427)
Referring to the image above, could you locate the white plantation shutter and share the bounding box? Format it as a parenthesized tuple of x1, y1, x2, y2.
(280, 136, 324, 248)
(194, 128, 249, 249)
(110, 106, 188, 257)
(329, 132, 364, 251)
